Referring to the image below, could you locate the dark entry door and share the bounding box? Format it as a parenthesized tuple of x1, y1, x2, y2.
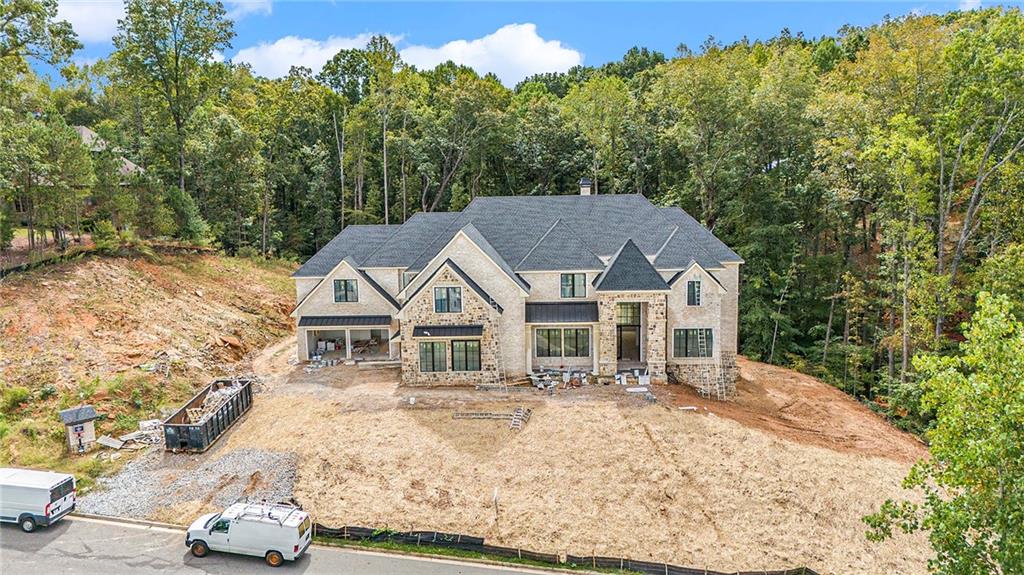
(617, 326, 640, 361)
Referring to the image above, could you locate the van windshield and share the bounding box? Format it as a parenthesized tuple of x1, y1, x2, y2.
(204, 514, 221, 529)
(50, 479, 74, 502)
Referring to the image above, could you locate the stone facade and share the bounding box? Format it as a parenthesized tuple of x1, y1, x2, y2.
(596, 292, 668, 382)
(399, 266, 500, 386)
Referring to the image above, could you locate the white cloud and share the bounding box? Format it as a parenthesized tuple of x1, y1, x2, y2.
(233, 34, 382, 78)
(401, 24, 582, 86)
(57, 0, 125, 44)
(959, 0, 981, 10)
(226, 0, 272, 19)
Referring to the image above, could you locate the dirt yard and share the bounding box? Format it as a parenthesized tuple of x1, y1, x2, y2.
(133, 335, 931, 575)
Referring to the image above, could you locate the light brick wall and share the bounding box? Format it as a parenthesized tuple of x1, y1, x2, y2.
(295, 278, 319, 303)
(663, 264, 740, 389)
(399, 266, 500, 385)
(364, 268, 402, 297)
(519, 271, 598, 302)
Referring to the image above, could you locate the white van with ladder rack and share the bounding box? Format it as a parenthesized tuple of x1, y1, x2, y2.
(186, 502, 312, 567)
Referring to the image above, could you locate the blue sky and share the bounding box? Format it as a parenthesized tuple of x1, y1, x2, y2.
(55, 1, 1017, 86)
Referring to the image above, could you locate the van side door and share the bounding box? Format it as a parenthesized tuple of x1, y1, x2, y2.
(206, 518, 231, 552)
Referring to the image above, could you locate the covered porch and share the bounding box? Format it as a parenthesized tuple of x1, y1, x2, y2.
(298, 315, 395, 362)
(525, 302, 599, 374)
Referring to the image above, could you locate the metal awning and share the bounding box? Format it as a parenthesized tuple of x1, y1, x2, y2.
(525, 302, 599, 323)
(298, 315, 392, 328)
(412, 325, 483, 338)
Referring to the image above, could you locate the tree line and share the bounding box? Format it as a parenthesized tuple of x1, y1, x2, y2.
(3, 1, 1024, 428)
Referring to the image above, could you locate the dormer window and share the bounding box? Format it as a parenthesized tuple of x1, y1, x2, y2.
(687, 280, 701, 306)
(334, 279, 358, 302)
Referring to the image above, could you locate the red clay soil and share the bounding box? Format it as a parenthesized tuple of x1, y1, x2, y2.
(663, 356, 928, 463)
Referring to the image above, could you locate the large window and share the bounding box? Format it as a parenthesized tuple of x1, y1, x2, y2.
(419, 342, 447, 372)
(687, 280, 702, 306)
(434, 287, 462, 313)
(563, 328, 591, 357)
(536, 328, 562, 357)
(673, 328, 714, 358)
(616, 302, 641, 326)
(451, 340, 481, 371)
(560, 273, 586, 298)
(536, 328, 590, 358)
(333, 279, 358, 302)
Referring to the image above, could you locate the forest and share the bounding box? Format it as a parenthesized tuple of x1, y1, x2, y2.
(2, 1, 1023, 431)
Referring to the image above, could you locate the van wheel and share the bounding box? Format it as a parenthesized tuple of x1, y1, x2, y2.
(19, 516, 36, 533)
(265, 550, 284, 567)
(190, 540, 209, 557)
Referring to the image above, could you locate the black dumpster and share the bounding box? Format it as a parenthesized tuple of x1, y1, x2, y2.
(162, 379, 254, 452)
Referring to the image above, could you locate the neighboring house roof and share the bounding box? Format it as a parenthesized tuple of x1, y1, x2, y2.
(402, 259, 504, 313)
(59, 405, 97, 425)
(292, 225, 396, 277)
(516, 219, 604, 271)
(593, 239, 670, 292)
(525, 302, 599, 323)
(297, 315, 392, 327)
(74, 126, 145, 178)
(412, 325, 483, 337)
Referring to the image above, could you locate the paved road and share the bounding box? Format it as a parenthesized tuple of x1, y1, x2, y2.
(0, 516, 552, 574)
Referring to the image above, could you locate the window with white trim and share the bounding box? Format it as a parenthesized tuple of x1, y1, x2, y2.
(451, 340, 481, 371)
(687, 280, 701, 306)
(334, 279, 358, 302)
(560, 273, 586, 298)
(434, 287, 462, 313)
(419, 341, 447, 372)
(673, 328, 714, 358)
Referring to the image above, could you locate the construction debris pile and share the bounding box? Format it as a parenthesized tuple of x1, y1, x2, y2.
(96, 419, 164, 452)
(185, 380, 246, 424)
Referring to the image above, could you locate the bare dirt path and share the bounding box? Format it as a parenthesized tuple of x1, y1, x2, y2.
(661, 357, 928, 463)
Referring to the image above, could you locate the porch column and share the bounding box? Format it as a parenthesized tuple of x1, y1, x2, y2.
(345, 329, 352, 359)
(592, 324, 599, 373)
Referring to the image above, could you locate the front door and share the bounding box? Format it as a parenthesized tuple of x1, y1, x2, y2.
(617, 326, 640, 361)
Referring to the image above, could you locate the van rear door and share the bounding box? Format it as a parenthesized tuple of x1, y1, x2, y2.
(46, 478, 75, 522)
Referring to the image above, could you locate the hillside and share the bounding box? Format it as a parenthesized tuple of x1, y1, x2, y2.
(0, 252, 296, 481)
(84, 334, 931, 575)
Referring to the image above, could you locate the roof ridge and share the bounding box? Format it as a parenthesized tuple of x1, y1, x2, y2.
(515, 218, 561, 269)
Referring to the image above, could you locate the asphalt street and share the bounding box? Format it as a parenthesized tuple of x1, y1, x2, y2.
(0, 515, 554, 574)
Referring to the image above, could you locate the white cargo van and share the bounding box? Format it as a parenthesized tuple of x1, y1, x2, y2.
(0, 467, 77, 532)
(186, 503, 312, 567)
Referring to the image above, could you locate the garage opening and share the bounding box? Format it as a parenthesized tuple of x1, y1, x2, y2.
(308, 330, 349, 360)
(350, 328, 389, 360)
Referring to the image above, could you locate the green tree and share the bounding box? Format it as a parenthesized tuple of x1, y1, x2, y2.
(561, 74, 629, 194)
(112, 0, 234, 196)
(866, 292, 1024, 575)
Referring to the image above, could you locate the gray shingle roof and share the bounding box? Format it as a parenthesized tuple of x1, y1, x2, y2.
(412, 325, 483, 337)
(516, 219, 604, 271)
(361, 212, 459, 268)
(296, 196, 741, 291)
(298, 315, 392, 327)
(59, 405, 97, 425)
(594, 239, 670, 292)
(292, 225, 396, 277)
(525, 302, 599, 323)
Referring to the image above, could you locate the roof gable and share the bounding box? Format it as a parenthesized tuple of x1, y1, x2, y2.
(594, 239, 670, 292)
(667, 261, 727, 292)
(291, 257, 399, 317)
(516, 219, 604, 271)
(401, 259, 504, 314)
